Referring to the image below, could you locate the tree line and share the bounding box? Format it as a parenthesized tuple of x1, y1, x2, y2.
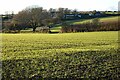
(2, 6, 120, 33)
(2, 6, 80, 33)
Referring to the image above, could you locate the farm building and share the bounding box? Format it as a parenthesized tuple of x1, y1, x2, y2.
(89, 12, 104, 18)
(63, 14, 82, 20)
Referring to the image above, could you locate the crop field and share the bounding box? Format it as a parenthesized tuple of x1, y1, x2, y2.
(2, 31, 120, 79)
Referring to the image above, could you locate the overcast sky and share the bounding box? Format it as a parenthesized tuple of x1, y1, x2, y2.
(0, 0, 119, 14)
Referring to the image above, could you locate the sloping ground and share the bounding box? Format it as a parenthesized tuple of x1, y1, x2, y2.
(50, 16, 119, 32)
(100, 16, 119, 23)
(73, 16, 119, 24)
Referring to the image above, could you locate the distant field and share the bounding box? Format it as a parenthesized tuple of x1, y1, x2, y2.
(19, 16, 119, 33)
(51, 16, 119, 32)
(50, 26, 62, 32)
(2, 31, 119, 79)
(73, 16, 119, 24)
(100, 16, 119, 22)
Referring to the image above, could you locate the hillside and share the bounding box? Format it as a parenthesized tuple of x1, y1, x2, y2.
(50, 16, 119, 33)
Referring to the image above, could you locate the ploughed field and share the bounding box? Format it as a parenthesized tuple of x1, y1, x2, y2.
(2, 31, 120, 79)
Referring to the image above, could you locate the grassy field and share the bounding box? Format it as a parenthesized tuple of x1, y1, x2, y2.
(73, 16, 119, 24)
(50, 16, 119, 32)
(50, 26, 62, 32)
(2, 31, 119, 79)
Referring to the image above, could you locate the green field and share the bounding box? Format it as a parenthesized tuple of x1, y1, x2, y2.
(73, 16, 119, 24)
(50, 26, 62, 32)
(50, 16, 119, 32)
(2, 31, 119, 79)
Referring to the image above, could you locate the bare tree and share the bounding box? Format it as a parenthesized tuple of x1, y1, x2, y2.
(13, 6, 52, 32)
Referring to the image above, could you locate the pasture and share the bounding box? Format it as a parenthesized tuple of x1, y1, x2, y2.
(2, 31, 119, 79)
(73, 16, 119, 24)
(51, 16, 119, 32)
